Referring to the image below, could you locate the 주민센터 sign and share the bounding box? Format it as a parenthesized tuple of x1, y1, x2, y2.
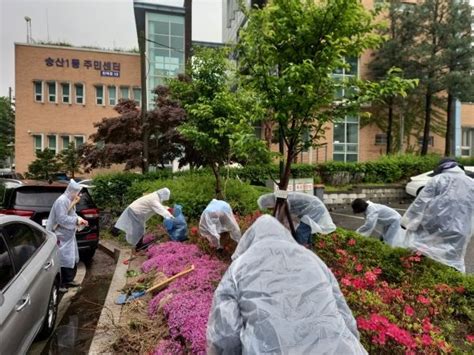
(44, 57, 121, 77)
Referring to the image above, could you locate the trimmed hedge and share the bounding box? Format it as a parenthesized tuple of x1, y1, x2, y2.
(125, 175, 270, 219)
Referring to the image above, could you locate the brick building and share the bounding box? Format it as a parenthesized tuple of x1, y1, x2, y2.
(223, 0, 473, 163)
(14, 43, 141, 174)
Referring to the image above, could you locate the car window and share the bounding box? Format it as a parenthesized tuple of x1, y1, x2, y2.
(15, 188, 64, 207)
(77, 190, 95, 209)
(3, 223, 45, 272)
(0, 182, 6, 207)
(0, 234, 15, 290)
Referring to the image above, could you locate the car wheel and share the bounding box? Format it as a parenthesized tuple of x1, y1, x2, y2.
(37, 281, 59, 340)
(416, 187, 424, 196)
(80, 248, 96, 263)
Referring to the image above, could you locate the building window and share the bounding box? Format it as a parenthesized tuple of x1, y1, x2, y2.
(120, 86, 129, 99)
(418, 136, 434, 147)
(33, 134, 43, 153)
(108, 86, 117, 106)
(75, 83, 84, 104)
(133, 88, 142, 106)
(375, 133, 387, 145)
(61, 136, 70, 151)
(74, 136, 85, 147)
(333, 116, 359, 162)
(47, 81, 57, 103)
(34, 81, 43, 102)
(461, 127, 473, 157)
(95, 85, 104, 105)
(333, 57, 358, 101)
(147, 12, 185, 109)
(48, 135, 57, 154)
(61, 83, 70, 103)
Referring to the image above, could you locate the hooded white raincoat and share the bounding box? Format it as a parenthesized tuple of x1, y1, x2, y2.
(401, 166, 474, 272)
(46, 180, 81, 269)
(207, 215, 367, 355)
(356, 201, 405, 247)
(258, 192, 336, 234)
(115, 188, 173, 246)
(199, 199, 241, 248)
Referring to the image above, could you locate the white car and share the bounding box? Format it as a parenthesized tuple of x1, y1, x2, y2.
(405, 166, 474, 197)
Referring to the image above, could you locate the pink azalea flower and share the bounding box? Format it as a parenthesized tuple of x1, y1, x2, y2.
(348, 238, 356, 246)
(355, 264, 363, 272)
(417, 295, 431, 305)
(466, 334, 474, 343)
(404, 305, 415, 317)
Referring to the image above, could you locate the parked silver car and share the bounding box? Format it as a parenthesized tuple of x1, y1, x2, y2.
(0, 215, 61, 354)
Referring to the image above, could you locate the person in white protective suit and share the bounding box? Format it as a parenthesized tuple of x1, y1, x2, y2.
(199, 199, 241, 248)
(257, 192, 336, 245)
(47, 179, 88, 290)
(207, 215, 367, 355)
(401, 158, 474, 272)
(352, 199, 405, 247)
(114, 188, 174, 248)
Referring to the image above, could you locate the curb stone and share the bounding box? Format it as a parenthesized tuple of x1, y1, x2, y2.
(88, 240, 131, 354)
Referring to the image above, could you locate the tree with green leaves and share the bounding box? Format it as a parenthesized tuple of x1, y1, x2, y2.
(238, 0, 416, 227)
(58, 143, 82, 179)
(27, 148, 62, 180)
(396, 0, 474, 155)
(0, 97, 15, 165)
(169, 47, 270, 198)
(442, 0, 474, 156)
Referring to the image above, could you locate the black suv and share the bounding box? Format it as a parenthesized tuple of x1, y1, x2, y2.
(0, 179, 99, 261)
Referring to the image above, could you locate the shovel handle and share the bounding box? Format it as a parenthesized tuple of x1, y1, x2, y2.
(146, 265, 195, 294)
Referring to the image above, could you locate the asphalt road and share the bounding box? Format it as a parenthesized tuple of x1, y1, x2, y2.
(328, 202, 474, 274)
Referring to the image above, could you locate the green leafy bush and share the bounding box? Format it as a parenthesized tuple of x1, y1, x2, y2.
(126, 174, 270, 220)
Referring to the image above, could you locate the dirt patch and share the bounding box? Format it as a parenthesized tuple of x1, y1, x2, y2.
(112, 297, 169, 354)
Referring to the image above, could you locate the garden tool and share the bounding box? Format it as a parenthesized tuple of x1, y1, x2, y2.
(146, 265, 195, 294)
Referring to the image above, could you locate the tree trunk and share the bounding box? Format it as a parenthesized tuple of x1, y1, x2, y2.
(386, 100, 394, 155)
(421, 92, 432, 156)
(444, 93, 454, 156)
(211, 163, 223, 199)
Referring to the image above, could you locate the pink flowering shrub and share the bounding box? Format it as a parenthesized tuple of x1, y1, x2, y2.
(153, 339, 185, 355)
(143, 241, 227, 354)
(315, 231, 474, 354)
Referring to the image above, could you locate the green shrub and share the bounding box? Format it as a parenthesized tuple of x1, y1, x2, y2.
(126, 174, 270, 220)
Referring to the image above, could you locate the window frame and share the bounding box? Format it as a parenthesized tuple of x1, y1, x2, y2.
(33, 134, 44, 153)
(47, 81, 57, 103)
(108, 85, 117, 106)
(375, 133, 388, 146)
(2, 222, 46, 275)
(61, 82, 71, 104)
(95, 84, 105, 106)
(120, 86, 130, 100)
(0, 233, 16, 292)
(75, 83, 85, 105)
(74, 135, 85, 147)
(61, 135, 71, 151)
(47, 134, 58, 154)
(33, 80, 44, 103)
(133, 87, 142, 106)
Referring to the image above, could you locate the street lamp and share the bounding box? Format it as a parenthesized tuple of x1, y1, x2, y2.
(24, 16, 32, 43)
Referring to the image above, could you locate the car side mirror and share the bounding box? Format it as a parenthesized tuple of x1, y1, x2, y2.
(0, 291, 4, 306)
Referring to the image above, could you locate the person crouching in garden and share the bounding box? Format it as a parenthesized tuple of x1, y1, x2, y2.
(352, 199, 405, 247)
(199, 199, 241, 249)
(207, 215, 367, 354)
(114, 188, 174, 250)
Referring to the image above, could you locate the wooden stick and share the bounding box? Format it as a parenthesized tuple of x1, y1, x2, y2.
(146, 265, 195, 294)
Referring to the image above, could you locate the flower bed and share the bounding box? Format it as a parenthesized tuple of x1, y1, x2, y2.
(137, 218, 473, 354)
(143, 242, 227, 354)
(315, 231, 474, 354)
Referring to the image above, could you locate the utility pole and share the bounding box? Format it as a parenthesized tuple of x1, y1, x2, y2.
(139, 30, 149, 173)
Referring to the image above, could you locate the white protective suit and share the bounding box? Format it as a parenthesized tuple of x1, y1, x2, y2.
(46, 179, 82, 269)
(356, 201, 405, 247)
(199, 199, 241, 248)
(401, 166, 474, 272)
(115, 188, 173, 246)
(207, 215, 367, 355)
(258, 192, 336, 234)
